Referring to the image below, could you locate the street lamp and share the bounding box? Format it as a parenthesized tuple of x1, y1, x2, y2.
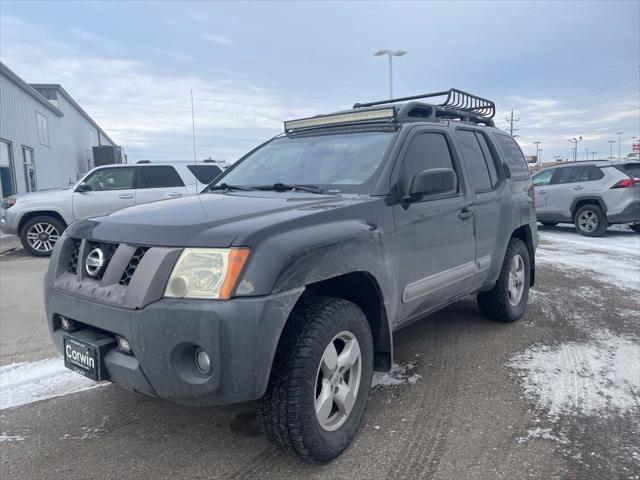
(608, 140, 616, 160)
(374, 49, 407, 99)
(533, 141, 542, 168)
(568, 137, 582, 162)
(591, 151, 597, 161)
(617, 131, 623, 160)
(584, 147, 589, 161)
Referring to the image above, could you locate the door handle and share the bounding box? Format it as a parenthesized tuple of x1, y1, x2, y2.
(168, 192, 183, 197)
(119, 194, 133, 199)
(537, 190, 547, 194)
(573, 186, 584, 191)
(458, 207, 473, 220)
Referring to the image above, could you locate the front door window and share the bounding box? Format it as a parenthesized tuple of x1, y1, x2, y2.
(22, 147, 37, 192)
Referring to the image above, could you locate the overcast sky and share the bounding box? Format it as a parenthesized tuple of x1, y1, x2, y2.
(1, 1, 638, 163)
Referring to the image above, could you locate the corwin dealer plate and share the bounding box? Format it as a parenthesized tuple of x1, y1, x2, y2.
(64, 335, 99, 381)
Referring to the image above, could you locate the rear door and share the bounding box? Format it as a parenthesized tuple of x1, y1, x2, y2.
(135, 166, 188, 205)
(72, 167, 136, 219)
(545, 166, 590, 218)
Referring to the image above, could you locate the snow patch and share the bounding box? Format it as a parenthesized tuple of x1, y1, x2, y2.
(508, 330, 640, 418)
(517, 427, 567, 444)
(372, 362, 422, 389)
(536, 230, 640, 293)
(0, 434, 25, 442)
(0, 357, 106, 410)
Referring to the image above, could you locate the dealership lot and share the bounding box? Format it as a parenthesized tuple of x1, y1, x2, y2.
(1, 226, 639, 480)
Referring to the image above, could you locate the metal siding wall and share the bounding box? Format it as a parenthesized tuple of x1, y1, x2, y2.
(0, 72, 115, 196)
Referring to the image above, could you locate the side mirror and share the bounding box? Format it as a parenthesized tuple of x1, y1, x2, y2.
(76, 182, 92, 193)
(406, 168, 457, 201)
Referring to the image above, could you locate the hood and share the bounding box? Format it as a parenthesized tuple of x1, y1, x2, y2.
(66, 191, 355, 247)
(14, 188, 71, 203)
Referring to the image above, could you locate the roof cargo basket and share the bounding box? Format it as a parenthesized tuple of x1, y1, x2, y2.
(353, 88, 496, 119)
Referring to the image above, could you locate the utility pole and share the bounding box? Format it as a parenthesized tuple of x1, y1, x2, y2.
(191, 90, 197, 165)
(591, 152, 597, 160)
(617, 131, 623, 160)
(534, 141, 542, 168)
(585, 147, 589, 161)
(608, 140, 616, 160)
(505, 110, 520, 137)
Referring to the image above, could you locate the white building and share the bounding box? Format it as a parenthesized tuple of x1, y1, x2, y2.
(0, 62, 118, 199)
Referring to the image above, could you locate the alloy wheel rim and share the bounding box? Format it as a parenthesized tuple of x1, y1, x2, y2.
(578, 210, 598, 232)
(314, 331, 362, 432)
(507, 254, 525, 307)
(26, 222, 60, 253)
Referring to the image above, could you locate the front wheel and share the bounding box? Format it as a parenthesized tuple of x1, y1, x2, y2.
(477, 237, 531, 323)
(257, 296, 374, 463)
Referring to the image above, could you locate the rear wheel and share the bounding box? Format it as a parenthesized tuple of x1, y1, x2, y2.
(477, 237, 530, 323)
(257, 296, 374, 463)
(630, 224, 640, 233)
(574, 204, 607, 237)
(19, 216, 65, 257)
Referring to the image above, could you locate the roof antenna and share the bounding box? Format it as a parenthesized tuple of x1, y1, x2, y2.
(191, 89, 197, 164)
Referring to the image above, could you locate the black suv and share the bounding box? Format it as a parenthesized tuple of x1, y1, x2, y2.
(45, 89, 537, 463)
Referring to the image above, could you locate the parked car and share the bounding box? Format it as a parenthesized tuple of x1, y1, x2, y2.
(44, 89, 537, 463)
(532, 160, 640, 236)
(1, 162, 224, 256)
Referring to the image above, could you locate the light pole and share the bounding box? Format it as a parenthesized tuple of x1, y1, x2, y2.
(608, 140, 616, 160)
(617, 131, 623, 160)
(568, 137, 582, 162)
(591, 151, 597, 161)
(584, 147, 589, 161)
(374, 49, 407, 99)
(538, 149, 543, 165)
(534, 141, 542, 167)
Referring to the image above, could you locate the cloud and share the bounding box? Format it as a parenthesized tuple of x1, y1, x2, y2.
(199, 33, 231, 45)
(151, 48, 193, 63)
(70, 28, 119, 52)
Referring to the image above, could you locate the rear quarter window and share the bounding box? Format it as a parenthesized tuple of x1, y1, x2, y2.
(493, 134, 530, 180)
(187, 165, 223, 184)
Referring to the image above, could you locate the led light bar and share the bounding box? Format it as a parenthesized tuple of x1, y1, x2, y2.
(284, 107, 396, 131)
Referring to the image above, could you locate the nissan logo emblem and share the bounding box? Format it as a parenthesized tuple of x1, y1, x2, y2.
(85, 248, 105, 277)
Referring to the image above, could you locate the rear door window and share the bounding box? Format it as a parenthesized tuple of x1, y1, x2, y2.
(137, 166, 185, 189)
(588, 165, 605, 181)
(457, 130, 492, 192)
(187, 165, 222, 184)
(493, 134, 530, 180)
(551, 166, 589, 184)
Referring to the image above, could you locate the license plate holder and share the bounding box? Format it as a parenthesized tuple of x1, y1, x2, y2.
(63, 332, 116, 381)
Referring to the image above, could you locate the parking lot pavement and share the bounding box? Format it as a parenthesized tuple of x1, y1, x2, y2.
(0, 226, 638, 479)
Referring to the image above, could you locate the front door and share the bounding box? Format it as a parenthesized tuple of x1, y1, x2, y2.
(392, 129, 476, 323)
(73, 166, 136, 220)
(532, 168, 556, 213)
(544, 166, 590, 219)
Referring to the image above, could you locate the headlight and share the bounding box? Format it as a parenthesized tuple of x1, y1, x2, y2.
(164, 247, 250, 300)
(2, 196, 16, 209)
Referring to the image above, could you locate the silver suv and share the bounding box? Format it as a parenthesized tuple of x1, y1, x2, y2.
(532, 160, 640, 236)
(1, 162, 224, 256)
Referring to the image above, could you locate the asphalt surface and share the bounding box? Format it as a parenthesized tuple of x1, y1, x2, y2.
(1, 226, 639, 480)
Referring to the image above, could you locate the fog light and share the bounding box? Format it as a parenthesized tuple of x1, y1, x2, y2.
(116, 335, 132, 353)
(195, 348, 211, 374)
(60, 316, 75, 331)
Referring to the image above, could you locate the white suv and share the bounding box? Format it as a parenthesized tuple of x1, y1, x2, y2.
(1, 162, 224, 256)
(532, 160, 640, 236)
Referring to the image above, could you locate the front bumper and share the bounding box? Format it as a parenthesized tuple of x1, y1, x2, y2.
(45, 285, 303, 406)
(0, 208, 18, 234)
(608, 201, 640, 224)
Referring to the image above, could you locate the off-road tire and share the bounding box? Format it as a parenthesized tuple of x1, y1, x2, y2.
(19, 215, 65, 257)
(573, 204, 608, 237)
(477, 237, 530, 323)
(541, 222, 558, 227)
(257, 296, 374, 464)
(630, 224, 640, 233)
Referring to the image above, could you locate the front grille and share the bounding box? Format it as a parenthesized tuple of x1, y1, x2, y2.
(119, 247, 149, 286)
(68, 239, 81, 274)
(87, 241, 118, 281)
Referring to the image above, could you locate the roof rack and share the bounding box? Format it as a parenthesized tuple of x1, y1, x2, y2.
(353, 88, 496, 119)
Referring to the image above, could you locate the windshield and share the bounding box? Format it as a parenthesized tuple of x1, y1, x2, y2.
(213, 131, 394, 193)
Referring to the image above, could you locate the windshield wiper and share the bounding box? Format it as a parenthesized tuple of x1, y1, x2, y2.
(207, 183, 255, 192)
(255, 183, 327, 194)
